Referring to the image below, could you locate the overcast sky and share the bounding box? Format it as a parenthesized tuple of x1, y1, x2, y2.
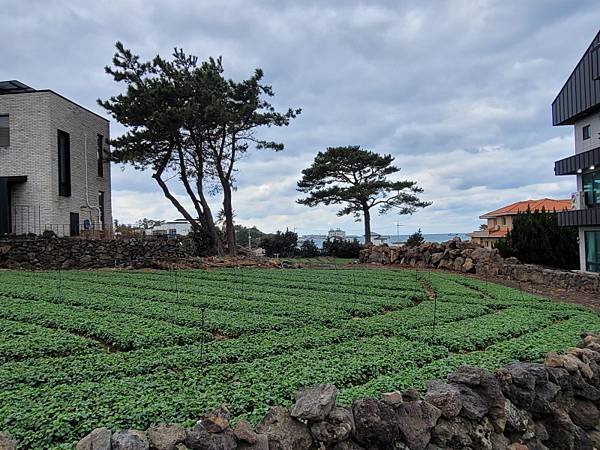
(2, 0, 598, 236)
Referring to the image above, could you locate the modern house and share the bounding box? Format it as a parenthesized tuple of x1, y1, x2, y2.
(469, 199, 571, 249)
(0, 80, 112, 237)
(553, 30, 600, 273)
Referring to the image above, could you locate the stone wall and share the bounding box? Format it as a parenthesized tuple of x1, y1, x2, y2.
(4, 334, 600, 449)
(360, 239, 600, 294)
(0, 235, 194, 269)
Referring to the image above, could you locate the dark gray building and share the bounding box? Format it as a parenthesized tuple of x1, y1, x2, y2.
(553, 31, 600, 272)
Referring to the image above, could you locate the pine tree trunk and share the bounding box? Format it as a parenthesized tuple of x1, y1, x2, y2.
(223, 184, 237, 256)
(363, 205, 372, 244)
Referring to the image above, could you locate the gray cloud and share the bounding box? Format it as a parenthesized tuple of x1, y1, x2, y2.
(1, 0, 597, 234)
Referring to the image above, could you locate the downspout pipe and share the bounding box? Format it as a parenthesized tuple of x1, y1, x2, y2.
(83, 134, 102, 229)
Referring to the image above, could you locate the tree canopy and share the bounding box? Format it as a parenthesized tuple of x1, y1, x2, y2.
(495, 208, 579, 270)
(297, 146, 431, 243)
(406, 229, 425, 247)
(100, 42, 300, 255)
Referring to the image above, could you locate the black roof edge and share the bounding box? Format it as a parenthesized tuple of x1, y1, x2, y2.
(0, 88, 109, 123)
(551, 30, 600, 107)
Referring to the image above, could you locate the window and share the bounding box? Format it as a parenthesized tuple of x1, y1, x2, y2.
(585, 231, 600, 273)
(97, 134, 104, 177)
(69, 212, 79, 237)
(98, 191, 105, 226)
(583, 124, 591, 140)
(57, 130, 71, 197)
(0, 115, 9, 147)
(583, 170, 600, 207)
(501, 217, 506, 226)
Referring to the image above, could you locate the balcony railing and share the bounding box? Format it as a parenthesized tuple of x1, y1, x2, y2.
(558, 207, 600, 227)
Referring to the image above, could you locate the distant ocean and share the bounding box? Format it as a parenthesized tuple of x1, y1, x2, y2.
(299, 233, 470, 248)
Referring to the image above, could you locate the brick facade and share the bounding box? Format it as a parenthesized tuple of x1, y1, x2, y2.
(0, 89, 112, 236)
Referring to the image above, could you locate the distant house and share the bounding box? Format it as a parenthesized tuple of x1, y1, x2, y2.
(553, 29, 600, 273)
(0, 80, 112, 237)
(469, 199, 571, 249)
(150, 218, 193, 237)
(327, 228, 346, 240)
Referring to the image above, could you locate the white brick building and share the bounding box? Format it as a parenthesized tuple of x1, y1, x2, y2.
(0, 80, 112, 237)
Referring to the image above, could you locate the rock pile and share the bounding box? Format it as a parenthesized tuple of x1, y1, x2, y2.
(360, 238, 505, 275)
(360, 238, 600, 294)
(5, 334, 600, 449)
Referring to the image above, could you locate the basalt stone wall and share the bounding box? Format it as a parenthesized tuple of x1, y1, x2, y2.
(360, 239, 600, 294)
(4, 334, 600, 449)
(0, 235, 195, 269)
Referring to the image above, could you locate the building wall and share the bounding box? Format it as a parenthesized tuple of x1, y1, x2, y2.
(486, 215, 512, 230)
(574, 114, 600, 154)
(0, 92, 53, 231)
(0, 91, 111, 236)
(47, 93, 112, 234)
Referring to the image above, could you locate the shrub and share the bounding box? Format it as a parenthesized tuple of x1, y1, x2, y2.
(495, 208, 579, 270)
(322, 238, 362, 258)
(299, 239, 320, 257)
(261, 230, 298, 257)
(405, 229, 425, 247)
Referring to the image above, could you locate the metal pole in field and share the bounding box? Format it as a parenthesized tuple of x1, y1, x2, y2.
(352, 270, 358, 305)
(56, 267, 63, 300)
(174, 264, 179, 301)
(240, 267, 245, 300)
(432, 290, 437, 339)
(199, 306, 206, 365)
(518, 280, 524, 301)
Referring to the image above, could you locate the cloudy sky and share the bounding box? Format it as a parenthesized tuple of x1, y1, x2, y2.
(2, 0, 598, 236)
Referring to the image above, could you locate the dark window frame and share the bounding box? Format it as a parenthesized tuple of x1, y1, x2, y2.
(98, 191, 105, 226)
(57, 130, 71, 197)
(585, 230, 600, 273)
(583, 170, 600, 207)
(0, 114, 9, 147)
(69, 212, 80, 237)
(97, 134, 104, 177)
(583, 124, 592, 140)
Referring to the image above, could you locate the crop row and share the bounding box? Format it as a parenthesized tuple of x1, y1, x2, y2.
(0, 337, 446, 448)
(0, 297, 213, 351)
(33, 269, 399, 300)
(337, 309, 600, 404)
(0, 319, 101, 364)
(0, 279, 354, 330)
(0, 300, 492, 390)
(8, 270, 421, 313)
(403, 306, 569, 351)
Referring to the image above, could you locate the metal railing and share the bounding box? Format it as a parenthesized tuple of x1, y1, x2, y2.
(3, 205, 113, 239)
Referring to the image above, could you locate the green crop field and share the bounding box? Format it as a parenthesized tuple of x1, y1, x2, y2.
(0, 268, 598, 448)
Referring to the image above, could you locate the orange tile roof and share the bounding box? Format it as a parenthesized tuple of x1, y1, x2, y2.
(488, 228, 509, 238)
(480, 198, 571, 219)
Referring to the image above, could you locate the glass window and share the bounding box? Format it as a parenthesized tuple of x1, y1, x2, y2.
(583, 170, 600, 207)
(0, 115, 8, 147)
(98, 191, 105, 226)
(585, 231, 600, 273)
(97, 134, 104, 177)
(583, 125, 591, 140)
(58, 130, 71, 197)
